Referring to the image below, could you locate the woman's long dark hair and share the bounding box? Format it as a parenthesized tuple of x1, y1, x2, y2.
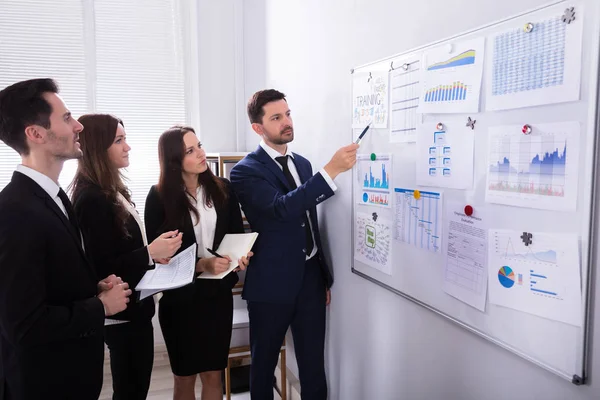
(157, 125, 227, 229)
(71, 114, 133, 237)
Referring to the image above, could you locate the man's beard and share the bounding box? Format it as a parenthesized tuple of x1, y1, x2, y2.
(47, 129, 82, 160)
(271, 127, 294, 145)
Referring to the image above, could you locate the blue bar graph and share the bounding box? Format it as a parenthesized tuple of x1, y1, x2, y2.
(531, 288, 558, 296)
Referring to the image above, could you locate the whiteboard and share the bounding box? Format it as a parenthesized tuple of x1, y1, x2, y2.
(350, 0, 599, 383)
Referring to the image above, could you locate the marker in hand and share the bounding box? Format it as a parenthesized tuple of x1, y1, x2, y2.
(355, 122, 372, 144)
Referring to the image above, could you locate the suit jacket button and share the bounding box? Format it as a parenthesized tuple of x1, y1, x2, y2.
(301, 222, 306, 228)
(302, 248, 306, 253)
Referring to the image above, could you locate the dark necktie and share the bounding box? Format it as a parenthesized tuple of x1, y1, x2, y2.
(57, 188, 82, 241)
(275, 155, 314, 255)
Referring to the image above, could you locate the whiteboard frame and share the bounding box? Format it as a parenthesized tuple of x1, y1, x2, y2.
(350, 0, 599, 384)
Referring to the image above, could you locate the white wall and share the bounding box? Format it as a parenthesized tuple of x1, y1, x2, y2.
(195, 0, 238, 152)
(243, 0, 600, 399)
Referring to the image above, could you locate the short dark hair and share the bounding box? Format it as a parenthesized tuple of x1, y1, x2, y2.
(0, 78, 59, 155)
(247, 89, 286, 124)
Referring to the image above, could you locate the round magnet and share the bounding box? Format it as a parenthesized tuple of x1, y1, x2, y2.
(413, 190, 421, 200)
(464, 205, 473, 216)
(522, 124, 532, 135)
(402, 63, 409, 71)
(524, 22, 534, 33)
(370, 153, 376, 161)
(436, 122, 444, 130)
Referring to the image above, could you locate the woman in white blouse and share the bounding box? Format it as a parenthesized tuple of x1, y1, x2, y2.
(144, 125, 252, 400)
(71, 114, 183, 400)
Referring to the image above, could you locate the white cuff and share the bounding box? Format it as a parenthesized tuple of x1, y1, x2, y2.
(318, 168, 338, 192)
(147, 247, 153, 265)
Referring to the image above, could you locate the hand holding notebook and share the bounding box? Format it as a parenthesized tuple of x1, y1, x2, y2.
(198, 232, 258, 279)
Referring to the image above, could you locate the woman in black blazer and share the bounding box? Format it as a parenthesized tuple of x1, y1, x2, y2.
(71, 114, 183, 400)
(144, 125, 252, 400)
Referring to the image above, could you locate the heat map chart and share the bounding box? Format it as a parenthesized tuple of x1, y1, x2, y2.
(485, 122, 579, 211)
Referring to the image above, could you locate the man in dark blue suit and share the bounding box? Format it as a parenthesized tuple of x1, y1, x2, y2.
(231, 89, 358, 399)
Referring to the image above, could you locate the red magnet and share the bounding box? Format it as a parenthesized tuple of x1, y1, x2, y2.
(522, 124, 532, 134)
(464, 205, 473, 216)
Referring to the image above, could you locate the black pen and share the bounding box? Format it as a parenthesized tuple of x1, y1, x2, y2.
(355, 122, 372, 144)
(206, 247, 225, 258)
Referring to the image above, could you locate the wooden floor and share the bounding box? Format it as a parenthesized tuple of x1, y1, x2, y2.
(99, 347, 279, 400)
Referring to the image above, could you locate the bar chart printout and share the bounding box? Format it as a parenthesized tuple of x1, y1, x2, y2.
(418, 37, 485, 114)
(356, 154, 392, 208)
(394, 188, 442, 253)
(487, 229, 582, 326)
(485, 122, 580, 211)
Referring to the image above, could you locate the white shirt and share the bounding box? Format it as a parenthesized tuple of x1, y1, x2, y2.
(16, 164, 67, 216)
(117, 192, 153, 265)
(188, 186, 218, 258)
(105, 193, 154, 326)
(259, 140, 337, 260)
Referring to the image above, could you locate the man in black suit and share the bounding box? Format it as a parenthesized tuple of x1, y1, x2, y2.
(0, 78, 132, 400)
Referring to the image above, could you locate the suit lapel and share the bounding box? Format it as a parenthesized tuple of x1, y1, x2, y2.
(254, 146, 294, 191)
(291, 153, 310, 184)
(27, 187, 95, 281)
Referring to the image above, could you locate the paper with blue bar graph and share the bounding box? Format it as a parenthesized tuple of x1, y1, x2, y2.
(393, 188, 442, 253)
(487, 229, 581, 326)
(485, 122, 579, 211)
(417, 37, 485, 114)
(355, 212, 392, 275)
(416, 120, 474, 189)
(356, 154, 392, 208)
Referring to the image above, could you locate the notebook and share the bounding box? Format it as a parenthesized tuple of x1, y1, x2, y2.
(198, 232, 259, 279)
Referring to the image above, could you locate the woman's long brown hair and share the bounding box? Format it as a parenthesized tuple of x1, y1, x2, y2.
(71, 113, 133, 237)
(157, 125, 227, 229)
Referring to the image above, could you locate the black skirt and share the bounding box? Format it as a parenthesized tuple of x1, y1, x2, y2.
(158, 277, 234, 376)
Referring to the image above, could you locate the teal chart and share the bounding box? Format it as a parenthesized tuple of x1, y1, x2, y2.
(487, 229, 582, 326)
(393, 188, 442, 253)
(356, 154, 392, 208)
(485, 122, 580, 211)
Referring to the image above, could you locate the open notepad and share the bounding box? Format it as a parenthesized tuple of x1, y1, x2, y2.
(198, 232, 258, 280)
(135, 243, 197, 300)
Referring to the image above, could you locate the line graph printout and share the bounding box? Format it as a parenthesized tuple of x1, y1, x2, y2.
(416, 121, 474, 189)
(487, 229, 582, 326)
(390, 57, 421, 143)
(485, 122, 580, 211)
(443, 202, 488, 312)
(355, 212, 392, 275)
(394, 188, 442, 253)
(356, 154, 392, 208)
(486, 11, 583, 111)
(418, 37, 485, 114)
